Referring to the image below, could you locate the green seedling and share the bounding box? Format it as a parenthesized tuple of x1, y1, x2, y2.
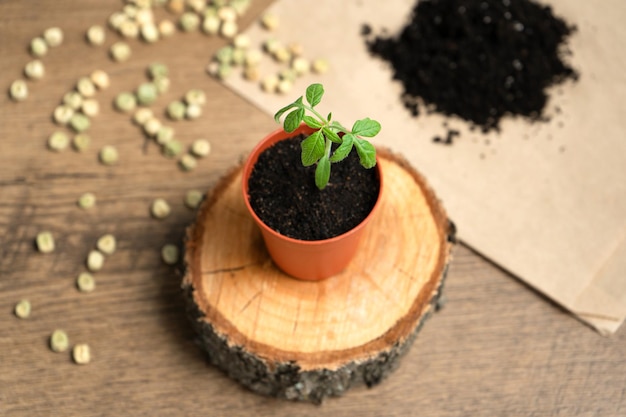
(274, 83, 380, 190)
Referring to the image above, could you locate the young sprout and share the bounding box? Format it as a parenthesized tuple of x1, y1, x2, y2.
(274, 83, 380, 190)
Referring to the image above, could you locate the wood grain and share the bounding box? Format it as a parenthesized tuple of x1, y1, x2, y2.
(0, 1, 625, 416)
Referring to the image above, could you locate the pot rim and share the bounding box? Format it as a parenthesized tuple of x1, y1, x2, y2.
(242, 124, 383, 246)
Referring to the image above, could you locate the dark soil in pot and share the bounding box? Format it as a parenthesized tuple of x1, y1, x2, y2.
(247, 134, 380, 241)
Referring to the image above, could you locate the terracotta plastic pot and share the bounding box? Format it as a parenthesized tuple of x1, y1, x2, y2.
(242, 124, 383, 281)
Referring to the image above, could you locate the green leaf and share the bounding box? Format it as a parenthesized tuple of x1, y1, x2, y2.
(327, 112, 332, 121)
(305, 84, 324, 107)
(284, 107, 305, 132)
(315, 155, 331, 190)
(352, 118, 381, 137)
(273, 97, 302, 123)
(303, 115, 323, 129)
(322, 126, 342, 144)
(354, 138, 377, 169)
(300, 130, 325, 166)
(329, 133, 354, 163)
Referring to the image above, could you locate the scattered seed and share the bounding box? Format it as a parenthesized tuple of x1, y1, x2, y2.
(187, 0, 205, 13)
(86, 25, 106, 46)
(143, 117, 162, 136)
(73, 133, 91, 152)
(179, 154, 197, 171)
(77, 192, 96, 209)
(162, 139, 183, 158)
(136, 82, 159, 106)
(260, 13, 279, 31)
(273, 47, 291, 63)
(261, 74, 279, 93)
(123, 4, 139, 19)
(99, 145, 119, 166)
(158, 19, 176, 37)
(69, 113, 91, 133)
(96, 234, 116, 255)
(24, 59, 45, 80)
(9, 79, 28, 101)
(141, 22, 160, 43)
(217, 6, 237, 22)
(288, 42, 304, 57)
(119, 20, 139, 39)
(30, 37, 48, 57)
(220, 20, 238, 38)
(81, 99, 100, 117)
(48, 131, 70, 151)
(292, 57, 310, 75)
(153, 76, 170, 94)
(277, 79, 293, 94)
(184, 189, 203, 209)
(72, 343, 91, 365)
(202, 15, 220, 35)
(166, 100, 186, 121)
(90, 70, 110, 89)
(151, 198, 171, 219)
(186, 103, 202, 119)
(245, 49, 262, 66)
(190, 139, 211, 157)
(86, 249, 105, 271)
(232, 48, 246, 66)
(50, 329, 69, 353)
(184, 89, 206, 106)
(216, 45, 234, 64)
(179, 12, 200, 32)
(14, 300, 31, 319)
(161, 244, 179, 265)
(136, 8, 154, 26)
(147, 62, 169, 79)
(231, 0, 251, 16)
(110, 42, 132, 62)
(156, 126, 174, 145)
(133, 108, 154, 125)
(63, 91, 83, 110)
(205, 61, 220, 77)
(243, 65, 260, 81)
(108, 11, 128, 30)
(311, 58, 330, 74)
(115, 92, 137, 113)
(233, 33, 250, 49)
(53, 105, 74, 125)
(76, 272, 96, 292)
(77, 77, 97, 98)
(43, 27, 63, 47)
(167, 0, 185, 14)
(279, 68, 297, 83)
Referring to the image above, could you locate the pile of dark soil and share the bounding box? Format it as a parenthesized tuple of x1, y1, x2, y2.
(365, 0, 579, 132)
(247, 135, 380, 241)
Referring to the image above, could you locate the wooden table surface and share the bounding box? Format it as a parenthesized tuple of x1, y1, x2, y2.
(1, 1, 624, 416)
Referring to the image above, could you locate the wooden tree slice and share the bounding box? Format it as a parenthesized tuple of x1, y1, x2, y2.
(182, 148, 455, 403)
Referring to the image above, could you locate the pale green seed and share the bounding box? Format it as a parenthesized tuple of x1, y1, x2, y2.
(166, 100, 186, 121)
(81, 99, 100, 117)
(244, 49, 262, 66)
(86, 250, 105, 271)
(161, 244, 179, 265)
(115, 92, 137, 113)
(24, 59, 45, 80)
(220, 20, 238, 38)
(273, 47, 291, 63)
(77, 77, 96, 98)
(69, 113, 91, 133)
(9, 79, 28, 101)
(133, 108, 154, 125)
(110, 41, 131, 62)
(191, 139, 211, 157)
(119, 20, 139, 39)
(147, 62, 168, 79)
(184, 89, 206, 106)
(260, 13, 279, 31)
(187, 0, 205, 13)
(178, 154, 197, 171)
(143, 118, 162, 137)
(312, 58, 330, 74)
(63, 91, 83, 110)
(14, 300, 31, 319)
(72, 343, 91, 365)
(162, 139, 183, 158)
(216, 63, 232, 80)
(231, 0, 251, 16)
(279, 68, 297, 83)
(233, 33, 250, 49)
(36, 231, 55, 253)
(108, 11, 128, 30)
(156, 126, 174, 145)
(53, 105, 74, 125)
(201, 15, 220, 35)
(78, 192, 96, 209)
(86, 25, 106, 46)
(263, 38, 281, 54)
(184, 190, 203, 209)
(291, 57, 310, 75)
(277, 79, 293, 94)
(232, 48, 246, 66)
(30, 37, 48, 57)
(76, 272, 96, 293)
(96, 234, 116, 255)
(215, 46, 234, 64)
(99, 145, 119, 166)
(48, 131, 70, 152)
(141, 22, 160, 43)
(151, 198, 171, 219)
(153, 76, 170, 94)
(136, 82, 158, 106)
(43, 27, 63, 47)
(50, 329, 69, 353)
(261, 74, 279, 92)
(179, 12, 200, 31)
(73, 133, 91, 152)
(185, 103, 202, 119)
